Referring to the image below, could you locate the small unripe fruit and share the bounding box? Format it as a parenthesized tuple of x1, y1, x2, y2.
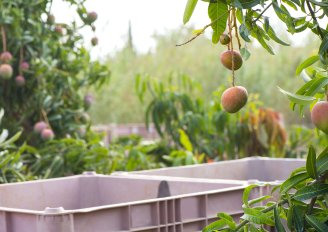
(91, 37, 98, 46)
(219, 34, 230, 45)
(0, 64, 13, 79)
(87, 11, 97, 23)
(15, 75, 25, 86)
(221, 86, 248, 113)
(0, 51, 13, 63)
(47, 14, 55, 24)
(311, 101, 328, 134)
(41, 128, 55, 140)
(33, 121, 48, 134)
(55, 25, 63, 35)
(220, 50, 243, 71)
(20, 61, 29, 71)
(84, 94, 93, 108)
(91, 25, 96, 31)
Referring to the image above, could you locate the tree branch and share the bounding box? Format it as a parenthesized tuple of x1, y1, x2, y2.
(176, 10, 231, 47)
(306, 0, 324, 40)
(253, 3, 273, 23)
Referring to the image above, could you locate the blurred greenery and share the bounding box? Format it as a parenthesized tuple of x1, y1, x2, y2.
(90, 27, 319, 127)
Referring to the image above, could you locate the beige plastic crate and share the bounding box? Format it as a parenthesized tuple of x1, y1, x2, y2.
(0, 172, 255, 232)
(130, 157, 305, 182)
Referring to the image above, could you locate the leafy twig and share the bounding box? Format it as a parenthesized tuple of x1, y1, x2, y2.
(176, 10, 231, 47)
(252, 3, 273, 24)
(305, 0, 324, 40)
(234, 199, 288, 231)
(233, 9, 241, 50)
(228, 8, 235, 87)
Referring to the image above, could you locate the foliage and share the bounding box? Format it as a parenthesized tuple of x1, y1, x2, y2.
(0, 109, 30, 183)
(182, 0, 328, 230)
(90, 27, 317, 126)
(286, 125, 327, 158)
(182, 0, 328, 130)
(108, 135, 166, 171)
(0, 0, 109, 144)
(137, 73, 291, 160)
(203, 145, 328, 232)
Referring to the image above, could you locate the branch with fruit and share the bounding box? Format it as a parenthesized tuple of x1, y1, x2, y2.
(181, 0, 328, 135)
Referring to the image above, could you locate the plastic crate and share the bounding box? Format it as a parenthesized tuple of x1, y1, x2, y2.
(0, 172, 256, 232)
(130, 157, 305, 182)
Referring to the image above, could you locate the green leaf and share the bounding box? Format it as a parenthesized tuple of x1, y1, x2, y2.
(178, 129, 193, 151)
(278, 87, 316, 106)
(243, 184, 258, 207)
(293, 206, 305, 232)
(0, 131, 22, 148)
(208, 1, 228, 41)
(240, 47, 251, 60)
(295, 55, 319, 76)
(305, 215, 328, 232)
(319, 34, 328, 63)
(241, 208, 275, 226)
(239, 0, 261, 9)
(290, 0, 300, 5)
(248, 195, 272, 206)
(308, 0, 328, 7)
(267, 26, 290, 46)
(293, 183, 328, 201)
(316, 146, 328, 175)
(183, 0, 198, 24)
(239, 24, 251, 42)
(212, 30, 219, 44)
(287, 205, 294, 230)
(304, 77, 328, 96)
(274, 206, 286, 232)
(306, 145, 318, 180)
(263, 17, 269, 32)
(290, 166, 306, 177)
(280, 172, 309, 194)
(217, 212, 236, 229)
(202, 219, 226, 232)
(253, 29, 275, 55)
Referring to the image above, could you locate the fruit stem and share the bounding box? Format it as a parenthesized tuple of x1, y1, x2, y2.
(41, 109, 52, 130)
(232, 9, 241, 50)
(176, 9, 231, 47)
(1, 25, 7, 52)
(228, 8, 235, 87)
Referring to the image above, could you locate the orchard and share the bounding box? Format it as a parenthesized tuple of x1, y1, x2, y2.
(0, 0, 109, 145)
(0, 0, 326, 231)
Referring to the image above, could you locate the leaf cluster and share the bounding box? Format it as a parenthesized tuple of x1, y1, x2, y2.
(203, 145, 328, 232)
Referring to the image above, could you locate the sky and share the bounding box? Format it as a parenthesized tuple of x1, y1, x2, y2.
(52, 0, 209, 57)
(52, 0, 312, 58)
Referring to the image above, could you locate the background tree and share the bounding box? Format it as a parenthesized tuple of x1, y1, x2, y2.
(182, 0, 328, 136)
(0, 0, 110, 145)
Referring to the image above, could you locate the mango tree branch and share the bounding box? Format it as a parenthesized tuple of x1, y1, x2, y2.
(252, 3, 272, 23)
(234, 199, 288, 231)
(306, 0, 324, 40)
(176, 10, 231, 47)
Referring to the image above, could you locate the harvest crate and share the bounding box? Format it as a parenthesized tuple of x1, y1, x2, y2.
(0, 172, 251, 232)
(130, 157, 305, 182)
